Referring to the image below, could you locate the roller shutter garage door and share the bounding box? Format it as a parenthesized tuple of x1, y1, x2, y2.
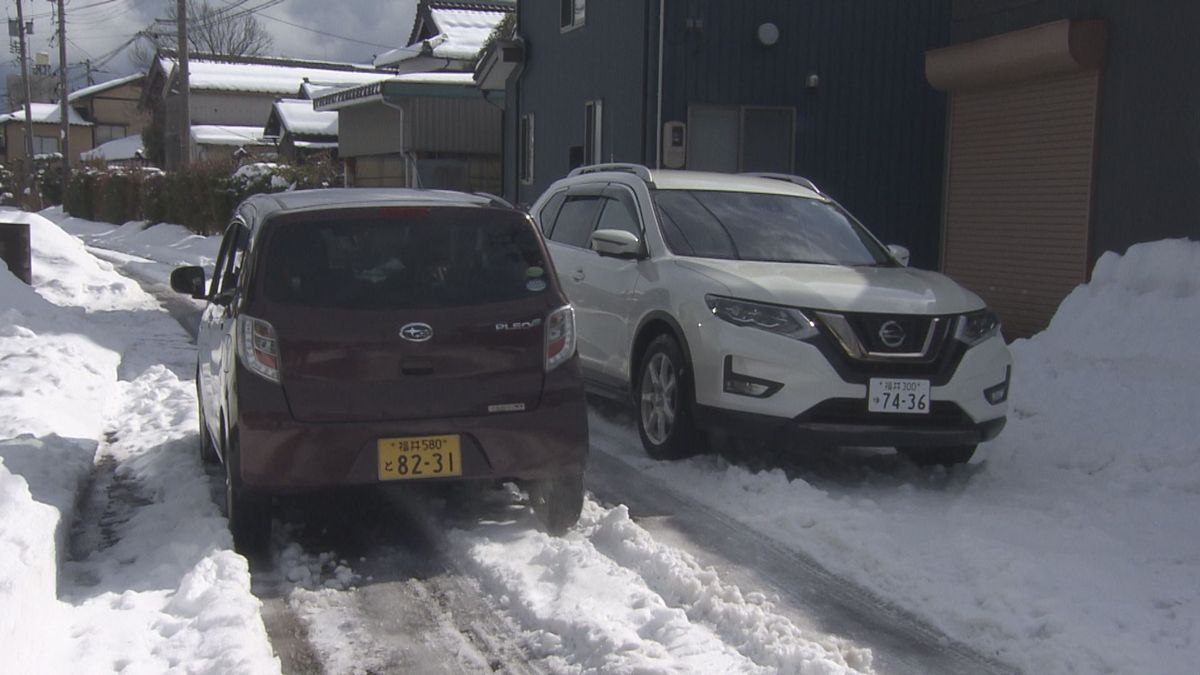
(942, 71, 1100, 338)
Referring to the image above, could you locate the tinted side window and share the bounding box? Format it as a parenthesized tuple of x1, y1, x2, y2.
(211, 223, 248, 296)
(537, 191, 567, 237)
(595, 191, 641, 238)
(261, 208, 547, 309)
(548, 196, 603, 248)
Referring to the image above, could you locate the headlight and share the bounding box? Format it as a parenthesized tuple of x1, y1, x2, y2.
(705, 295, 818, 340)
(955, 309, 1001, 346)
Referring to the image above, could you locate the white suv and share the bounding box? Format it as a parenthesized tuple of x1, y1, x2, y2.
(530, 164, 1010, 465)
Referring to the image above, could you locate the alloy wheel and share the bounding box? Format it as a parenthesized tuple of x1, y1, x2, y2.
(640, 352, 678, 445)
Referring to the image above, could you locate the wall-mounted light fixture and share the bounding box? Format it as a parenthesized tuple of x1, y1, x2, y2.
(806, 74, 820, 89)
(757, 22, 779, 46)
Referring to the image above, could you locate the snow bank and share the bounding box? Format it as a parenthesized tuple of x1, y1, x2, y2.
(46, 206, 220, 271)
(1007, 238, 1200, 493)
(449, 501, 869, 674)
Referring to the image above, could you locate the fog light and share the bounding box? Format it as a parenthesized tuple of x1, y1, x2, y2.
(984, 366, 1011, 405)
(723, 356, 782, 398)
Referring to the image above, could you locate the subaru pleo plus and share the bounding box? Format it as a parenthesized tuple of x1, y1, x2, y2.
(171, 189, 588, 551)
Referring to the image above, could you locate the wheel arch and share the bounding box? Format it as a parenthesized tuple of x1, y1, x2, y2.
(631, 311, 696, 394)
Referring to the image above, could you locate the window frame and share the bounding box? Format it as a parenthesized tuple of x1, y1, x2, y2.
(560, 0, 586, 31)
(583, 99, 603, 166)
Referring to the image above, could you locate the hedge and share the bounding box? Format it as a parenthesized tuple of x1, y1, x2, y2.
(58, 157, 342, 235)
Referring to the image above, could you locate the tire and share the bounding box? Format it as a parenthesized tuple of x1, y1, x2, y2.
(529, 472, 584, 536)
(898, 444, 978, 467)
(636, 335, 703, 460)
(196, 376, 218, 465)
(223, 433, 271, 553)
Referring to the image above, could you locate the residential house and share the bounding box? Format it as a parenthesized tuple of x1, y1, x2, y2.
(142, 52, 390, 168)
(926, 0, 1200, 336)
(318, 0, 512, 192)
(263, 98, 339, 163)
(68, 74, 151, 159)
(0, 103, 92, 165)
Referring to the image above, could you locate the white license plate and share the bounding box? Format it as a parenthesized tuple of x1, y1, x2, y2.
(868, 378, 931, 414)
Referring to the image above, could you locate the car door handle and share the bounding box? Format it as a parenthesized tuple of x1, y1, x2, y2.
(571, 270, 586, 282)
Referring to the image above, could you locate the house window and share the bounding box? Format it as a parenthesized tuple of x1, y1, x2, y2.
(583, 99, 602, 165)
(687, 104, 796, 173)
(94, 124, 127, 145)
(560, 0, 585, 31)
(519, 114, 534, 184)
(33, 136, 59, 155)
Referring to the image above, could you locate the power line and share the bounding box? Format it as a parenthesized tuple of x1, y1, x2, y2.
(255, 11, 397, 50)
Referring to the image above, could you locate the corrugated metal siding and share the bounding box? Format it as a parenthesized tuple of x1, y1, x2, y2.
(942, 71, 1099, 338)
(660, 0, 952, 269)
(400, 96, 502, 154)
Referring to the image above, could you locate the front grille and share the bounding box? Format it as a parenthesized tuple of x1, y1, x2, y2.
(811, 312, 966, 385)
(798, 398, 971, 429)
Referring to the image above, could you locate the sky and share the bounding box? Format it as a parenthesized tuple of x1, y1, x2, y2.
(2, 0, 418, 107)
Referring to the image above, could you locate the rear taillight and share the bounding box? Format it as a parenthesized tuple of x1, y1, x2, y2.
(238, 315, 281, 383)
(545, 305, 576, 371)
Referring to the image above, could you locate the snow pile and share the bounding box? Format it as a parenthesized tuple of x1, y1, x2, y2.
(449, 501, 869, 674)
(1007, 238, 1200, 492)
(49, 206, 219, 272)
(0, 209, 278, 673)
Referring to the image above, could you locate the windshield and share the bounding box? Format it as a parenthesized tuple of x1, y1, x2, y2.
(652, 190, 892, 265)
(260, 208, 548, 309)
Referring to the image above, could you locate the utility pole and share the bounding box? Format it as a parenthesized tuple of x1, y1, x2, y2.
(15, 0, 36, 205)
(176, 0, 190, 168)
(55, 0, 69, 186)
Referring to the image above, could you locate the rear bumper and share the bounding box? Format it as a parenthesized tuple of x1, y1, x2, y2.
(695, 403, 1006, 449)
(233, 365, 589, 492)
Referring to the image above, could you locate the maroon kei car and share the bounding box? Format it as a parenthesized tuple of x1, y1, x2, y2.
(170, 189, 589, 551)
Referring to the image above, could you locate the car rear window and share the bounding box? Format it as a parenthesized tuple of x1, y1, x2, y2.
(653, 190, 891, 266)
(260, 207, 549, 309)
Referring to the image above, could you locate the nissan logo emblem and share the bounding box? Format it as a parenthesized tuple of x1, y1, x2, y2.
(878, 321, 906, 348)
(400, 322, 433, 342)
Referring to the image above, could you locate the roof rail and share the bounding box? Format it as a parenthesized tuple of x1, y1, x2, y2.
(473, 192, 515, 209)
(568, 163, 655, 185)
(741, 172, 821, 194)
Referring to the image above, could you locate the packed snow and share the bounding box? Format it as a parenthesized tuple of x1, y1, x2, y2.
(0, 204, 1197, 674)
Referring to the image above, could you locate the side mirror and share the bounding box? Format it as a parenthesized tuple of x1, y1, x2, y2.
(170, 266, 207, 299)
(887, 244, 910, 267)
(590, 229, 644, 259)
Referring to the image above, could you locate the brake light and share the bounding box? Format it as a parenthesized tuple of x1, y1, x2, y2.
(545, 305, 576, 371)
(238, 315, 281, 383)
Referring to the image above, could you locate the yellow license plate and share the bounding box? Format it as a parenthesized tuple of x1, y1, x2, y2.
(377, 435, 462, 480)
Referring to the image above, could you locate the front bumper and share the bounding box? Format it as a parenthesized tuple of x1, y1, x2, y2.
(688, 317, 1011, 448)
(232, 363, 589, 491)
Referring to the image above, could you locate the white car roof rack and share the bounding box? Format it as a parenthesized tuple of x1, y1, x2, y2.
(741, 172, 822, 194)
(568, 163, 655, 185)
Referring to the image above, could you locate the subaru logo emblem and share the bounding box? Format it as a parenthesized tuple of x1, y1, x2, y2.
(400, 322, 433, 342)
(878, 320, 906, 348)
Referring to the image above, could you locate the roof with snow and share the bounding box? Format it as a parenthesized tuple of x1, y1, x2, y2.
(375, 0, 514, 68)
(68, 74, 143, 102)
(80, 134, 145, 162)
(190, 125, 271, 147)
(156, 54, 389, 96)
(312, 72, 479, 111)
(265, 99, 338, 140)
(0, 103, 92, 126)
